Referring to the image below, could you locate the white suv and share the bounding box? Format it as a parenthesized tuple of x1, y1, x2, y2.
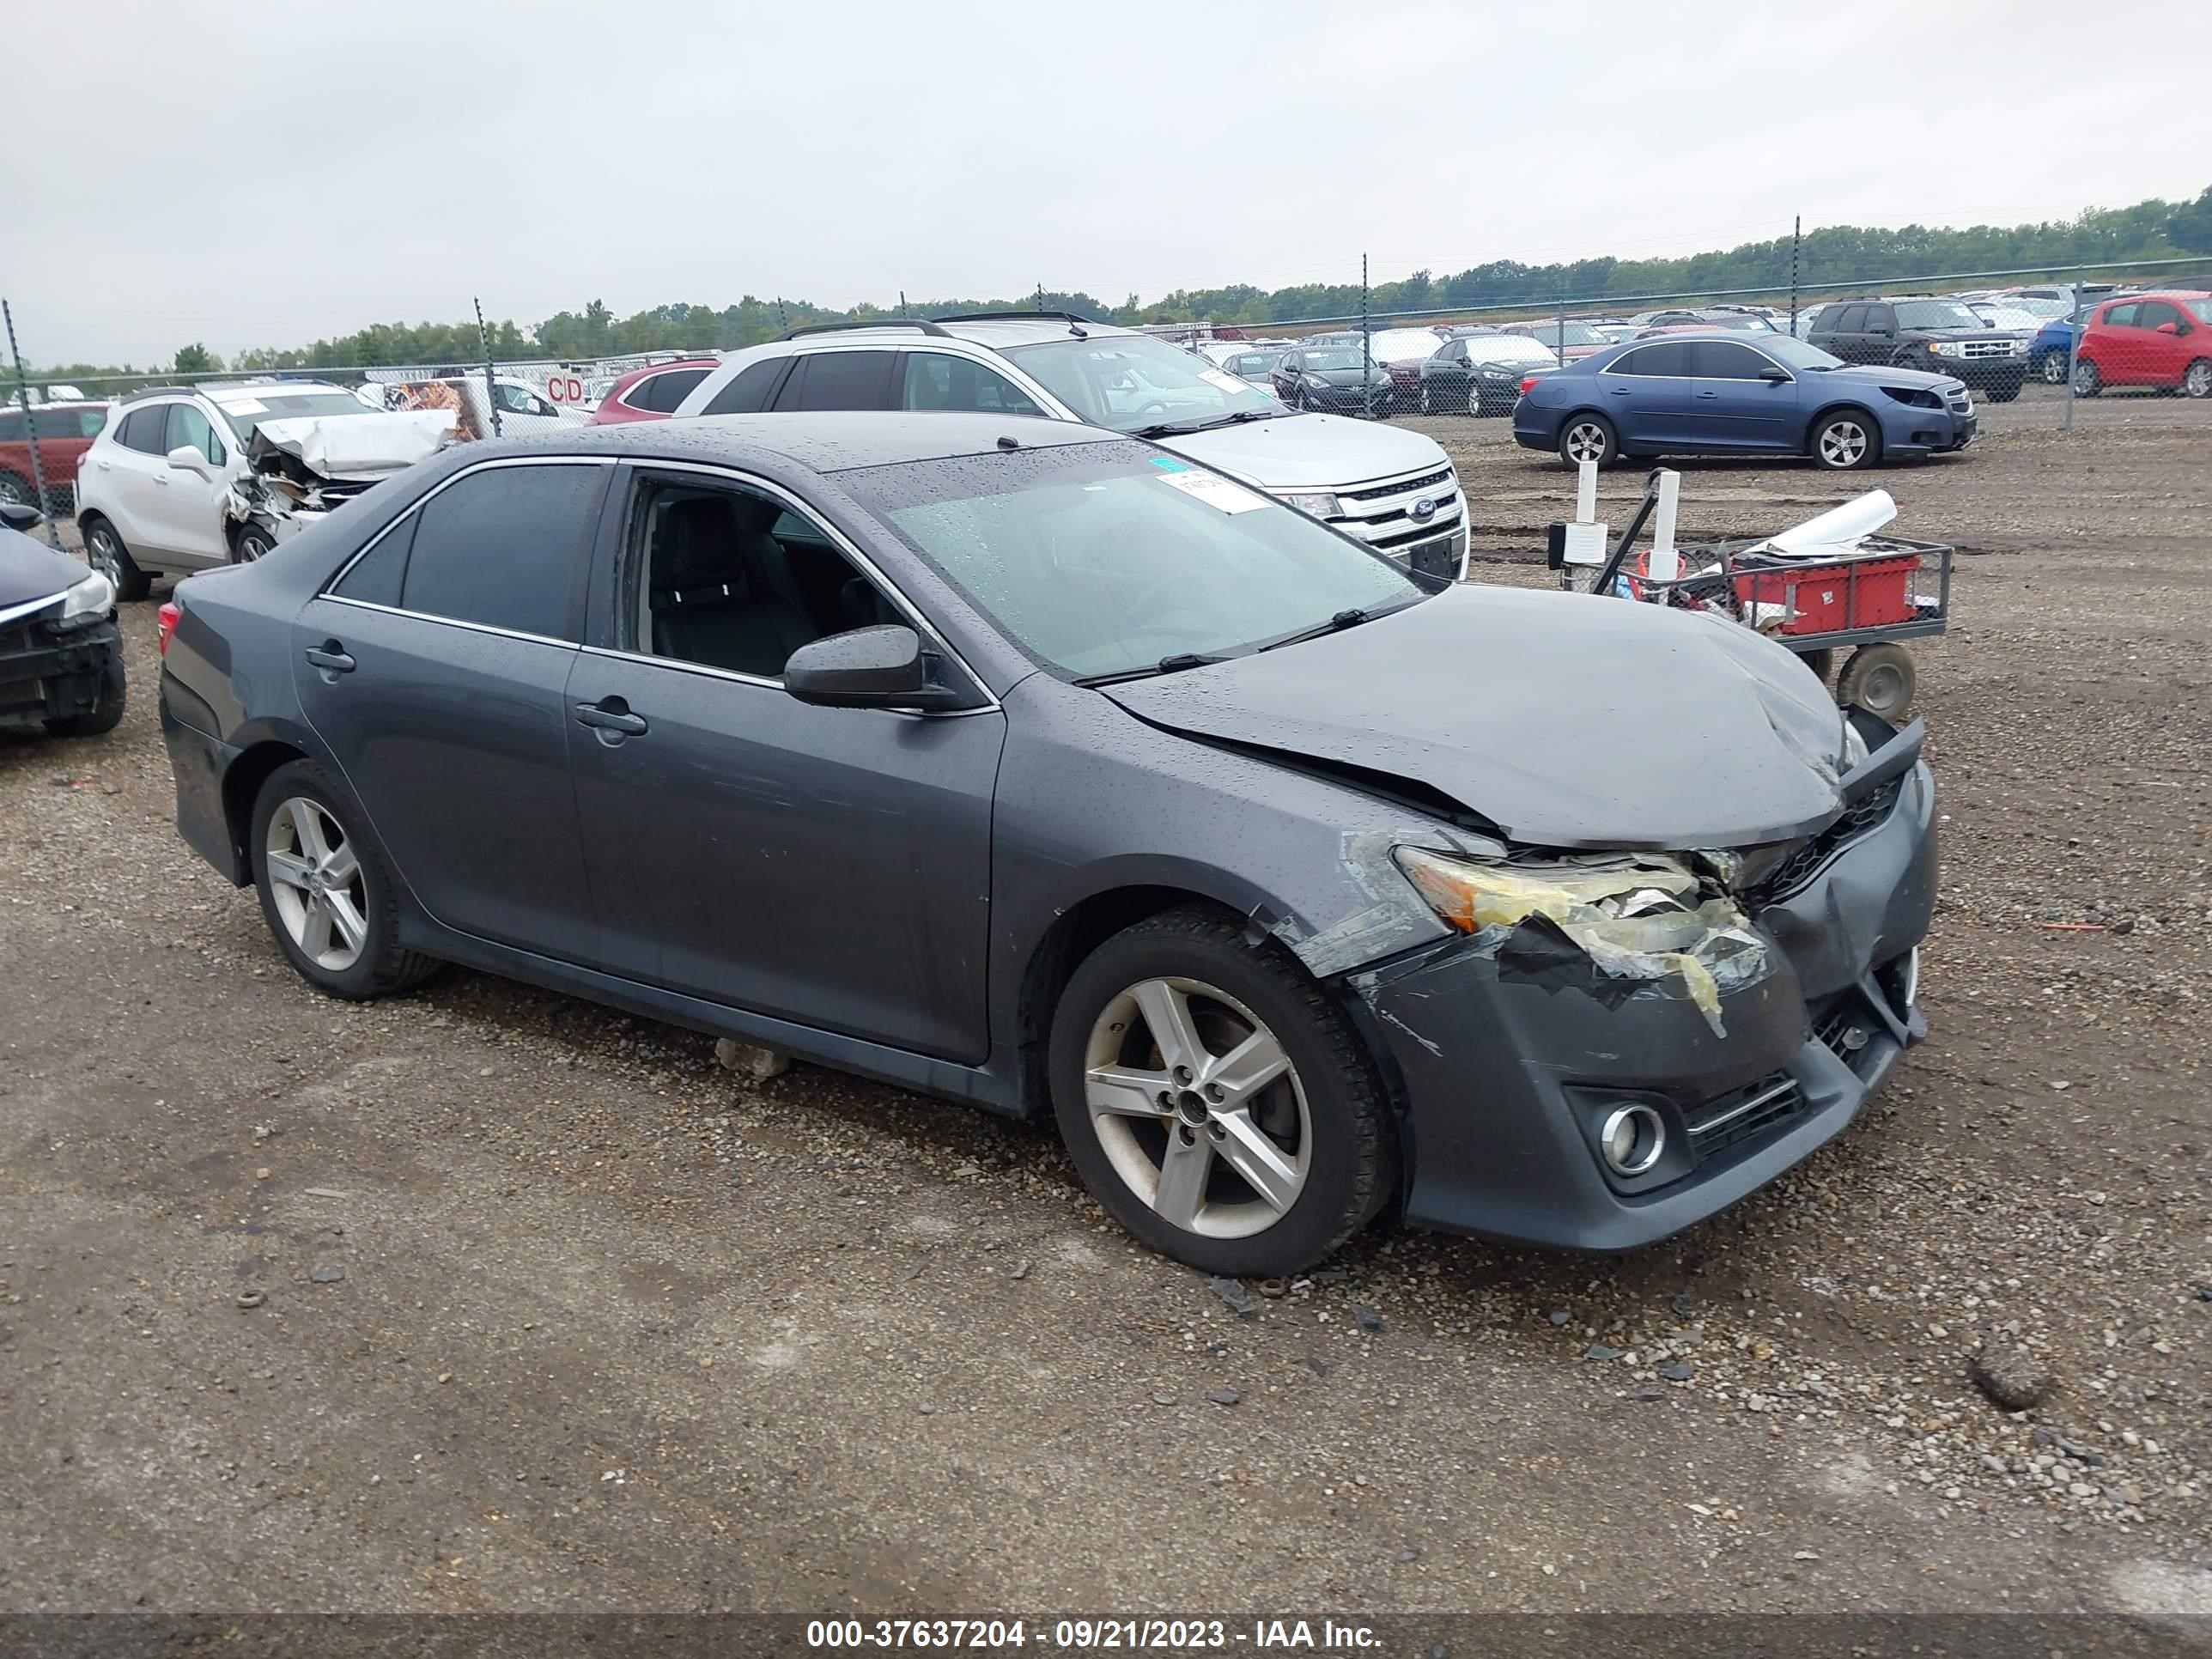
(74, 381, 446, 599)
(672, 314, 1470, 580)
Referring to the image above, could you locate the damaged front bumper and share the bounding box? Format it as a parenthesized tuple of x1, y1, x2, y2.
(0, 614, 122, 730)
(1348, 742, 1936, 1252)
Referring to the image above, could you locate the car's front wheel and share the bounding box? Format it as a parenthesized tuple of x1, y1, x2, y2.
(250, 760, 441, 1000)
(1810, 409, 1880, 471)
(1048, 906, 1396, 1277)
(2039, 352, 2070, 385)
(2072, 358, 2103, 398)
(233, 524, 276, 562)
(1558, 413, 1618, 467)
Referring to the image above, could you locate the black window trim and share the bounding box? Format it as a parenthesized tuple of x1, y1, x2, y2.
(319, 455, 616, 647)
(574, 457, 999, 716)
(1690, 338, 1795, 383)
(618, 364, 712, 415)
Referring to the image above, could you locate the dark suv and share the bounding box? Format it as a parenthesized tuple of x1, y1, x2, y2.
(1808, 297, 2027, 401)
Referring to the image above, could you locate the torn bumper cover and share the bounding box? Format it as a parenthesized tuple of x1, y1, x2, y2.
(1346, 725, 1936, 1252)
(222, 410, 455, 545)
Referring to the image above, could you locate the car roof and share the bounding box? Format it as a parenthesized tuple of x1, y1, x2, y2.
(455, 410, 1123, 474)
(933, 317, 1134, 349)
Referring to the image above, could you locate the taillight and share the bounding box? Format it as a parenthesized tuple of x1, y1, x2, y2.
(1519, 376, 1540, 395)
(156, 601, 180, 656)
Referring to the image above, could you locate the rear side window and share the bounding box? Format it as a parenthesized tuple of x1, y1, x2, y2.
(115, 405, 171, 453)
(625, 367, 710, 413)
(33, 406, 109, 439)
(1607, 343, 1691, 377)
(775, 350, 897, 412)
(701, 357, 788, 416)
(2103, 302, 2139, 328)
(0, 413, 19, 440)
(380, 463, 605, 640)
(1826, 305, 1865, 332)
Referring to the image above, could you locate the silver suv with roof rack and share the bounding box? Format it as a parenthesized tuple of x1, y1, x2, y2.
(671, 313, 1469, 580)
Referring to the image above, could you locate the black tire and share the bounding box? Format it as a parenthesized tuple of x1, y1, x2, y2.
(0, 470, 33, 510)
(1809, 407, 1881, 471)
(1837, 642, 1917, 720)
(1557, 412, 1618, 468)
(82, 517, 151, 602)
(2072, 358, 2102, 398)
(46, 653, 125, 738)
(249, 758, 442, 1000)
(1048, 904, 1398, 1277)
(233, 525, 276, 563)
(1985, 382, 2021, 404)
(1795, 647, 1833, 686)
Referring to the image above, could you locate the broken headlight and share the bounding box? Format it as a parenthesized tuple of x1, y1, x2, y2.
(1391, 846, 1768, 1036)
(52, 567, 116, 629)
(1842, 715, 1869, 769)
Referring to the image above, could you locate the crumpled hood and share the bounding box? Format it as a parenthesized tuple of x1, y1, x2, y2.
(250, 410, 456, 479)
(1158, 411, 1450, 492)
(0, 526, 91, 611)
(1103, 584, 1848, 850)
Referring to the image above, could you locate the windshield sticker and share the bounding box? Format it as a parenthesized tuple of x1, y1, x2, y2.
(1199, 368, 1249, 395)
(1147, 456, 1190, 471)
(1158, 471, 1268, 514)
(219, 398, 268, 415)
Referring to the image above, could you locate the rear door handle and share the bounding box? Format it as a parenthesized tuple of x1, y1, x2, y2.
(303, 642, 356, 674)
(1609, 385, 1632, 394)
(574, 698, 647, 737)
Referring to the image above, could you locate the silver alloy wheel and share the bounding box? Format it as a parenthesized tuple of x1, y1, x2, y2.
(1083, 975, 1311, 1240)
(85, 524, 124, 588)
(264, 796, 368, 972)
(1563, 420, 1610, 464)
(2186, 361, 2212, 399)
(1816, 418, 1869, 468)
(2072, 360, 2100, 396)
(236, 528, 274, 562)
(2040, 352, 2069, 384)
(1420, 383, 1432, 415)
(0, 473, 29, 507)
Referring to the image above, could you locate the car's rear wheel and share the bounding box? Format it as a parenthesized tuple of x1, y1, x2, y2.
(2185, 360, 2212, 399)
(1559, 413, 1618, 467)
(82, 518, 150, 602)
(1810, 409, 1879, 471)
(1838, 642, 1917, 720)
(250, 760, 441, 1000)
(1985, 381, 2021, 404)
(2039, 352, 2069, 385)
(1048, 905, 1396, 1277)
(0, 470, 33, 509)
(2072, 358, 2102, 398)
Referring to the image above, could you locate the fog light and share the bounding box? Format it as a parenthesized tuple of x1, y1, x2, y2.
(1599, 1104, 1666, 1176)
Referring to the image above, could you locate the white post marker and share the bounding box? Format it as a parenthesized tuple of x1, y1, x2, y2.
(1647, 468, 1681, 586)
(1559, 457, 1609, 572)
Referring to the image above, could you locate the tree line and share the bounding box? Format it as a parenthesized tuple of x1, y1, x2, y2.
(31, 187, 2212, 382)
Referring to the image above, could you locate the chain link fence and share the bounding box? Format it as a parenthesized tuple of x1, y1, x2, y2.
(4, 255, 2206, 550)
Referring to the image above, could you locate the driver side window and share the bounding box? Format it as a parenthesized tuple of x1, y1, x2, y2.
(624, 477, 904, 683)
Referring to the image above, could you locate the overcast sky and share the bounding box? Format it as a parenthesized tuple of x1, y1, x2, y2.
(7, 0, 2208, 365)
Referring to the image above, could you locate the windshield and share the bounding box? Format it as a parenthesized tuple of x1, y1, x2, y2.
(841, 441, 1425, 680)
(1469, 337, 1557, 367)
(1523, 322, 1604, 347)
(1971, 304, 2039, 330)
(1007, 335, 1274, 434)
(1893, 300, 1984, 331)
(2185, 299, 2212, 325)
(209, 390, 380, 442)
(1755, 337, 1848, 371)
(1699, 313, 1777, 331)
(1304, 348, 1368, 370)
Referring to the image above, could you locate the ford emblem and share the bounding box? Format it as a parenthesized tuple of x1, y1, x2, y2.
(1410, 496, 1437, 522)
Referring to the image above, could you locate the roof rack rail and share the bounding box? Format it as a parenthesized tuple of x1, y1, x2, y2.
(779, 318, 950, 341)
(933, 310, 1098, 331)
(119, 385, 195, 403)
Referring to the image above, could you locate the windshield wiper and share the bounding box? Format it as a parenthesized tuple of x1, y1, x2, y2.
(1073, 652, 1228, 687)
(1129, 408, 1279, 439)
(1256, 606, 1385, 653)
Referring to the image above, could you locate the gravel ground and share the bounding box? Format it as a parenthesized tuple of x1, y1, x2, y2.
(3, 386, 2210, 1620)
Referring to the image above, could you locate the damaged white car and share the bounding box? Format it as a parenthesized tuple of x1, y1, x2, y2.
(74, 381, 453, 599)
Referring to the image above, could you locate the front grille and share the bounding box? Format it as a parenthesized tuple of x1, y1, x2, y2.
(1341, 465, 1452, 504)
(1755, 775, 1903, 901)
(1366, 515, 1463, 551)
(1954, 339, 2018, 359)
(1685, 1071, 1808, 1164)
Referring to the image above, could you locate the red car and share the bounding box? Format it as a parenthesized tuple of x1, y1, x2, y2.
(1500, 320, 1610, 361)
(2071, 292, 2212, 399)
(586, 357, 720, 425)
(0, 401, 112, 510)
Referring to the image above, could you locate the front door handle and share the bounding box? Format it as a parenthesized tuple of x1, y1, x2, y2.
(574, 697, 647, 738)
(303, 641, 356, 675)
(1695, 390, 1719, 399)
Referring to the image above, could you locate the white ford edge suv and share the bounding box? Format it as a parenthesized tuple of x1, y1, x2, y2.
(672, 314, 1470, 580)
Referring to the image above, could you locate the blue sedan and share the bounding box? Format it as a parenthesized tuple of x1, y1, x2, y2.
(1513, 334, 1977, 471)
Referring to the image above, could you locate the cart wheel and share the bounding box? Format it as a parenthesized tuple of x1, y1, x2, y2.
(1838, 643, 1916, 720)
(1796, 647, 1833, 685)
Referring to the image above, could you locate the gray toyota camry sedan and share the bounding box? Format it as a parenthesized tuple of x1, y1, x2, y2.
(158, 413, 1935, 1275)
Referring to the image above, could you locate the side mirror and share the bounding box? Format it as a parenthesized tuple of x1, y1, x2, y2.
(1759, 366, 1790, 383)
(0, 499, 42, 531)
(2156, 321, 2180, 336)
(783, 624, 964, 711)
(166, 445, 212, 476)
